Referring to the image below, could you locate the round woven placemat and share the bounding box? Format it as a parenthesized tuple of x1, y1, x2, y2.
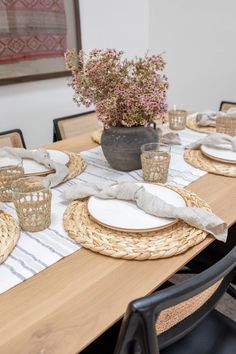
(0, 210, 20, 264)
(64, 152, 87, 182)
(63, 186, 212, 260)
(184, 149, 236, 177)
(186, 117, 216, 134)
(91, 129, 102, 144)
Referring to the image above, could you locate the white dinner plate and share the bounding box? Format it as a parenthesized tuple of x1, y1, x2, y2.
(24, 149, 69, 175)
(201, 144, 236, 164)
(88, 183, 186, 232)
(0, 157, 22, 168)
(0, 150, 69, 175)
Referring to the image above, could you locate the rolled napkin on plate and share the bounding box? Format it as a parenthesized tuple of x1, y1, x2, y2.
(191, 109, 236, 128)
(0, 147, 69, 187)
(186, 133, 236, 151)
(195, 111, 221, 127)
(62, 181, 227, 242)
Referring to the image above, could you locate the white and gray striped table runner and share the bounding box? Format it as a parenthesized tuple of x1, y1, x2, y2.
(0, 128, 206, 294)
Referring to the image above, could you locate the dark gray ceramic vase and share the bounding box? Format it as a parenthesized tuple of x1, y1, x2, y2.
(101, 125, 158, 171)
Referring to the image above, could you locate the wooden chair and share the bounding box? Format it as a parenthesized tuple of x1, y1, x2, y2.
(112, 246, 236, 354)
(219, 101, 236, 112)
(53, 111, 100, 141)
(0, 129, 26, 148)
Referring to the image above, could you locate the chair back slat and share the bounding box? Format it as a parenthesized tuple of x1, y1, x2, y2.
(220, 101, 236, 112)
(54, 111, 100, 141)
(156, 279, 222, 335)
(0, 136, 12, 148)
(0, 130, 26, 148)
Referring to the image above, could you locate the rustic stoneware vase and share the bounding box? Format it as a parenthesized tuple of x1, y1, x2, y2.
(101, 124, 158, 171)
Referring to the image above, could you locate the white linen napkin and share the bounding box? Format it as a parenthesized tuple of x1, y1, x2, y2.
(155, 125, 182, 145)
(186, 133, 236, 151)
(196, 111, 220, 127)
(188, 110, 223, 127)
(189, 109, 236, 127)
(162, 132, 181, 145)
(0, 147, 69, 187)
(227, 108, 236, 114)
(62, 181, 227, 242)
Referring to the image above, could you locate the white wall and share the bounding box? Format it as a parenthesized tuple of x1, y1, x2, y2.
(0, 0, 149, 148)
(0, 78, 87, 148)
(79, 0, 149, 57)
(149, 0, 236, 111)
(4, 0, 235, 147)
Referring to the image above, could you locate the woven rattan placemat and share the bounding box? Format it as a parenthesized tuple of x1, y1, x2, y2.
(0, 210, 20, 264)
(91, 129, 102, 145)
(184, 149, 236, 177)
(186, 117, 216, 134)
(63, 186, 212, 260)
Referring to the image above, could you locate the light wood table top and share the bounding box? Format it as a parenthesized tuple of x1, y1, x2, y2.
(46, 131, 98, 153)
(0, 134, 236, 354)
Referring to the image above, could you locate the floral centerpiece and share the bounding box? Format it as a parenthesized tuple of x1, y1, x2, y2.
(65, 49, 168, 171)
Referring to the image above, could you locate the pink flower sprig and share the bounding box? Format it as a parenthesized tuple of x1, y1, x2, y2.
(65, 48, 168, 128)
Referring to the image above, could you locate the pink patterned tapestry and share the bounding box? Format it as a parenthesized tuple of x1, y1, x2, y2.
(0, 0, 67, 64)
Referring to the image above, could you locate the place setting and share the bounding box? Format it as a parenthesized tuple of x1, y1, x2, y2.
(62, 142, 227, 261)
(186, 107, 236, 134)
(184, 132, 236, 177)
(63, 181, 226, 260)
(0, 148, 86, 181)
(0, 146, 87, 264)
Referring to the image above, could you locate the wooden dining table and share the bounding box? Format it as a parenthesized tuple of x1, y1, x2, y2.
(0, 131, 236, 354)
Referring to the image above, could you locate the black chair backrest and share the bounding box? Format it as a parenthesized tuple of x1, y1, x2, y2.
(219, 101, 236, 112)
(114, 246, 236, 354)
(0, 129, 26, 148)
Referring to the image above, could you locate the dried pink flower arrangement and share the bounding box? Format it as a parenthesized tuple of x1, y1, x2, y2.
(65, 48, 168, 128)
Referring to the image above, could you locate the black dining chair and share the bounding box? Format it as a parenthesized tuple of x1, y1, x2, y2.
(113, 246, 236, 354)
(81, 246, 236, 354)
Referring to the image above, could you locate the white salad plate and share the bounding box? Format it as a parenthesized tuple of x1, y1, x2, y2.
(201, 144, 236, 164)
(0, 150, 69, 175)
(88, 183, 186, 232)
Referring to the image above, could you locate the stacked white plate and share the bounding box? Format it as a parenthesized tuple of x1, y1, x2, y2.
(0, 150, 69, 176)
(200, 144, 236, 164)
(88, 183, 186, 232)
